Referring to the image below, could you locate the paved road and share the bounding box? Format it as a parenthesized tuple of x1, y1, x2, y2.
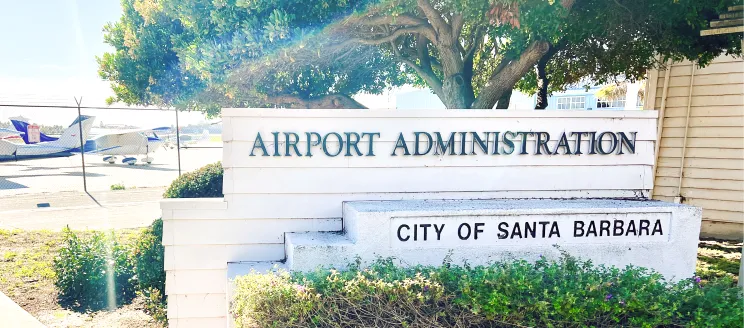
(0, 188, 165, 230)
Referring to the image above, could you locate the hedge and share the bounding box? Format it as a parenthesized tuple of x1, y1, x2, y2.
(53, 228, 136, 311)
(163, 161, 223, 198)
(231, 256, 743, 328)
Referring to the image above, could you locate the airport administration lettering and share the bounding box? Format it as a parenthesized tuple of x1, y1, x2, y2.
(390, 214, 671, 248)
(248, 131, 638, 157)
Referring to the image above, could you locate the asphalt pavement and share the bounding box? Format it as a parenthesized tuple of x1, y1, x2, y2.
(0, 145, 221, 230)
(0, 187, 164, 230)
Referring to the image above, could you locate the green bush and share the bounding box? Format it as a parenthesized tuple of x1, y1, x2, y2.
(53, 227, 136, 311)
(131, 218, 167, 325)
(132, 219, 165, 293)
(139, 286, 167, 325)
(163, 162, 223, 198)
(110, 183, 126, 191)
(231, 256, 744, 328)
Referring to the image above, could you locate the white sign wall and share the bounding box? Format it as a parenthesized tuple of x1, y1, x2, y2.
(222, 109, 657, 220)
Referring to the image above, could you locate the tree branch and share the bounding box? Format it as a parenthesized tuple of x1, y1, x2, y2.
(356, 14, 429, 28)
(451, 14, 464, 40)
(390, 37, 444, 97)
(464, 26, 484, 60)
(266, 94, 367, 109)
(416, 35, 433, 73)
(471, 41, 550, 109)
(416, 0, 450, 39)
(332, 25, 435, 52)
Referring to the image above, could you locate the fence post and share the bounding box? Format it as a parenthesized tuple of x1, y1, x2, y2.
(175, 108, 181, 176)
(74, 97, 87, 193)
(739, 245, 743, 289)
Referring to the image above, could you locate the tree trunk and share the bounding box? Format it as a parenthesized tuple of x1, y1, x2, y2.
(438, 45, 470, 109)
(442, 74, 470, 108)
(471, 41, 550, 109)
(534, 43, 561, 110)
(495, 89, 512, 109)
(534, 55, 550, 109)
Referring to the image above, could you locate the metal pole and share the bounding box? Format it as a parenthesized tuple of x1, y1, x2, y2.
(74, 97, 87, 193)
(175, 108, 182, 176)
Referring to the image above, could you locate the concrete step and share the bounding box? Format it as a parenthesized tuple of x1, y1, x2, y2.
(720, 11, 744, 19)
(711, 18, 744, 28)
(285, 232, 354, 271)
(701, 25, 744, 36)
(728, 5, 743, 12)
(283, 199, 701, 280)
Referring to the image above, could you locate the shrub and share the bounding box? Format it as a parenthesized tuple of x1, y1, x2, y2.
(132, 219, 165, 293)
(110, 183, 126, 191)
(231, 256, 744, 328)
(53, 227, 136, 311)
(131, 218, 167, 325)
(139, 286, 167, 325)
(163, 162, 223, 198)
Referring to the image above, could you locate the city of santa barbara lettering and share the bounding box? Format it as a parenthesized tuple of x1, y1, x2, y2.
(395, 218, 665, 243)
(248, 130, 638, 157)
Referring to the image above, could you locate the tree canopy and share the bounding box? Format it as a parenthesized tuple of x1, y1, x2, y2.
(99, 0, 742, 112)
(99, 0, 405, 115)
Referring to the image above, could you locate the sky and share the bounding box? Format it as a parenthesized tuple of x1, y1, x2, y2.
(0, 0, 540, 128)
(0, 0, 231, 126)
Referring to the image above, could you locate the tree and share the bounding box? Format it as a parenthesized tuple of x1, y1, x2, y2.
(100, 0, 742, 112)
(98, 0, 406, 114)
(513, 0, 743, 109)
(326, 0, 741, 109)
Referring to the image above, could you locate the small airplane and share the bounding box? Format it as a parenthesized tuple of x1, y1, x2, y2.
(85, 127, 171, 165)
(0, 116, 95, 162)
(10, 118, 171, 165)
(163, 129, 210, 149)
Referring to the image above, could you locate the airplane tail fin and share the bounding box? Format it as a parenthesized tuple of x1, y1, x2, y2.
(51, 116, 96, 149)
(10, 119, 59, 143)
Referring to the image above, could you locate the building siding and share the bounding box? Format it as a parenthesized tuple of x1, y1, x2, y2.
(647, 55, 744, 239)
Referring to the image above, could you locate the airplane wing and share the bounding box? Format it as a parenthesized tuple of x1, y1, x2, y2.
(0, 139, 18, 155)
(97, 127, 172, 136)
(88, 131, 148, 153)
(0, 128, 20, 138)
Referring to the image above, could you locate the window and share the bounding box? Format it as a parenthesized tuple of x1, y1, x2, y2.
(596, 98, 626, 109)
(556, 96, 586, 110)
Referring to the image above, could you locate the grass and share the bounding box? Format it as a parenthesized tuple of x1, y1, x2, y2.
(697, 239, 742, 284)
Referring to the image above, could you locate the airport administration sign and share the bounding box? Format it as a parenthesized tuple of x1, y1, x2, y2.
(248, 130, 638, 157)
(161, 109, 702, 327)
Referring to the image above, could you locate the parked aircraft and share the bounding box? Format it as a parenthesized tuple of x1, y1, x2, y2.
(86, 127, 170, 165)
(11, 118, 170, 165)
(0, 116, 95, 162)
(163, 129, 210, 149)
(10, 120, 58, 143)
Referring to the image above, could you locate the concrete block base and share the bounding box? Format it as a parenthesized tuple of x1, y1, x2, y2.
(284, 199, 702, 280)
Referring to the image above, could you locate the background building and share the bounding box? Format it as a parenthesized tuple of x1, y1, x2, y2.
(645, 5, 743, 241)
(646, 54, 743, 240)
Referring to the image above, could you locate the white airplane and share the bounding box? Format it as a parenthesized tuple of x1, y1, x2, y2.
(0, 116, 95, 162)
(10, 118, 171, 165)
(163, 129, 210, 149)
(87, 127, 171, 165)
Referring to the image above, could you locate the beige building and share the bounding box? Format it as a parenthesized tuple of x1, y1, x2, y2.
(645, 6, 743, 240)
